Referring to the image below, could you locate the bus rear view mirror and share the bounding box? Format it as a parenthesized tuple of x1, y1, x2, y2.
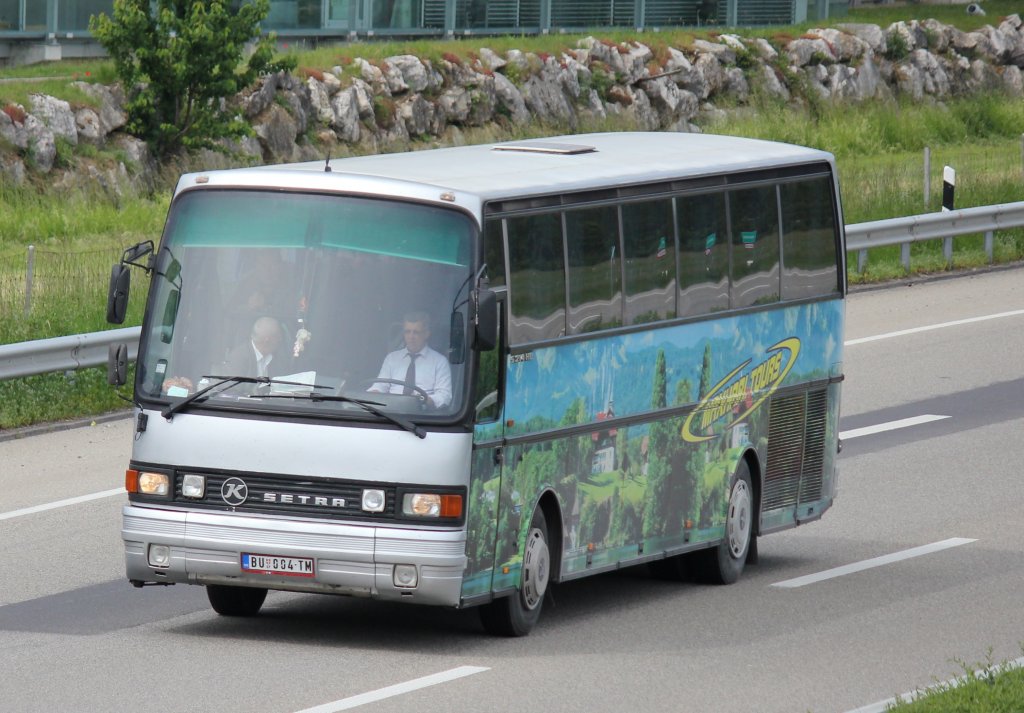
(108, 343, 128, 386)
(122, 241, 154, 267)
(107, 264, 131, 324)
(474, 289, 497, 351)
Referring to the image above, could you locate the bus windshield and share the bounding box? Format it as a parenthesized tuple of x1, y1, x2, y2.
(136, 189, 476, 421)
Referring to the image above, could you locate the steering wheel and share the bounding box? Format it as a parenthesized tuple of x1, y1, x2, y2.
(357, 378, 431, 405)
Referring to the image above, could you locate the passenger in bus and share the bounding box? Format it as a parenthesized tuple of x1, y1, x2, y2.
(369, 311, 452, 408)
(222, 316, 286, 378)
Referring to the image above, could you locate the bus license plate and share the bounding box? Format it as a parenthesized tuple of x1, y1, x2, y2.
(241, 553, 315, 577)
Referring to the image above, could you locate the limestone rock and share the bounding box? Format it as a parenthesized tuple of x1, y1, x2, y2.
(29, 94, 77, 146)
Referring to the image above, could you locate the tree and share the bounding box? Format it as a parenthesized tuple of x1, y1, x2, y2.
(90, 0, 295, 157)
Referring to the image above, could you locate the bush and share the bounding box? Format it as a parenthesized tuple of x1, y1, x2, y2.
(89, 0, 296, 158)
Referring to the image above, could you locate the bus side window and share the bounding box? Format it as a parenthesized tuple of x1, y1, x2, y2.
(780, 177, 840, 299)
(506, 213, 566, 344)
(622, 199, 676, 325)
(676, 192, 729, 317)
(483, 218, 506, 289)
(565, 205, 622, 334)
(475, 309, 503, 422)
(729, 185, 780, 308)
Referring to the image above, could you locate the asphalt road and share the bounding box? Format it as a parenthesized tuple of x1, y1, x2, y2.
(1, 267, 1023, 713)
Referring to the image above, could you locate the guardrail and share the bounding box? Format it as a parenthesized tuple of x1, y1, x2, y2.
(845, 200, 1024, 273)
(2, 199, 1024, 382)
(0, 327, 139, 380)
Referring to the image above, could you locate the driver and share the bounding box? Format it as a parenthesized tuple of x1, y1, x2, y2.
(368, 311, 452, 409)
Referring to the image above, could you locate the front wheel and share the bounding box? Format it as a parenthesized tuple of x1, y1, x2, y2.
(479, 508, 550, 637)
(206, 585, 267, 616)
(696, 460, 754, 585)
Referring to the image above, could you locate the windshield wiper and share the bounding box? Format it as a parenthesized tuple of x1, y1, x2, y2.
(256, 393, 426, 439)
(160, 375, 329, 420)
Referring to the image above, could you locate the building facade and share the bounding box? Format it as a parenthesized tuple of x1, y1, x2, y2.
(0, 0, 848, 65)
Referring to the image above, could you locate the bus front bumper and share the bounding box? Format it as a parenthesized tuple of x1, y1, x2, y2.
(122, 505, 467, 607)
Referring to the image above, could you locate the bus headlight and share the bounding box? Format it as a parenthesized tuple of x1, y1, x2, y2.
(393, 564, 418, 588)
(402, 493, 463, 519)
(361, 489, 386, 513)
(137, 471, 170, 496)
(148, 544, 171, 568)
(181, 474, 206, 498)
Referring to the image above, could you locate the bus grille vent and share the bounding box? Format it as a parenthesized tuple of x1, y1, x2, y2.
(799, 389, 828, 502)
(763, 388, 829, 511)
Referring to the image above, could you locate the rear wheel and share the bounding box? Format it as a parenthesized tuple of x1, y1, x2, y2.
(206, 585, 268, 616)
(479, 508, 550, 637)
(696, 460, 754, 585)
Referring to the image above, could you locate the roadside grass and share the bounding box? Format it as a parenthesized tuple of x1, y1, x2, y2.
(845, 1, 1023, 31)
(0, 366, 135, 431)
(885, 651, 1024, 712)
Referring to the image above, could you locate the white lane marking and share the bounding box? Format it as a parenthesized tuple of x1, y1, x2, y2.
(0, 488, 124, 522)
(293, 666, 490, 713)
(845, 309, 1024, 346)
(845, 655, 1024, 713)
(839, 414, 950, 440)
(772, 538, 977, 589)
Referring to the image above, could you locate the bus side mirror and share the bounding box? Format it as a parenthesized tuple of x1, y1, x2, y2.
(108, 343, 128, 386)
(474, 289, 497, 351)
(106, 264, 131, 324)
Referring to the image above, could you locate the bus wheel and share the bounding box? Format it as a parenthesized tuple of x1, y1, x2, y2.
(206, 585, 267, 616)
(697, 461, 753, 585)
(479, 508, 550, 637)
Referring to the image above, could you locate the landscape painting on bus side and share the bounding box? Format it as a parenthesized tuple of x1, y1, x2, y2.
(465, 300, 843, 597)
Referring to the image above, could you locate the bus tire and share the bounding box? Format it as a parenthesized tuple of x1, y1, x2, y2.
(479, 508, 550, 637)
(697, 460, 753, 585)
(206, 585, 267, 616)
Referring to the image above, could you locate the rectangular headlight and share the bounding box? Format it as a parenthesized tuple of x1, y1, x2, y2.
(138, 471, 170, 496)
(181, 474, 205, 498)
(402, 493, 462, 518)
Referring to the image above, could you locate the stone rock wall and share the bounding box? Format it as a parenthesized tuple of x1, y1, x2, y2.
(2, 15, 1022, 191)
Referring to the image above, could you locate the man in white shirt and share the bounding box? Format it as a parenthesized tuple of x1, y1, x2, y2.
(370, 312, 452, 409)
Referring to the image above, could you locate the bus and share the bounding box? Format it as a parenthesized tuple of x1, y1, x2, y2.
(106, 131, 845, 636)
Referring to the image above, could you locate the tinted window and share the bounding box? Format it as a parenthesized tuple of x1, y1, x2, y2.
(483, 218, 506, 289)
(622, 200, 676, 325)
(507, 213, 566, 343)
(730, 185, 780, 308)
(780, 178, 840, 299)
(566, 206, 622, 334)
(677, 192, 729, 316)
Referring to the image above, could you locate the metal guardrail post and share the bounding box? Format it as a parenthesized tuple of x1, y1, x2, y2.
(901, 242, 910, 271)
(985, 230, 993, 263)
(943, 236, 952, 266)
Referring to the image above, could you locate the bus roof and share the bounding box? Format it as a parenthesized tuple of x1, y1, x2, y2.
(179, 131, 835, 206)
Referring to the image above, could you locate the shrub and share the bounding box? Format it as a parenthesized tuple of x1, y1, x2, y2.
(89, 0, 296, 158)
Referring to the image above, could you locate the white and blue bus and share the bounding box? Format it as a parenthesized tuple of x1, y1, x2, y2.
(107, 131, 845, 636)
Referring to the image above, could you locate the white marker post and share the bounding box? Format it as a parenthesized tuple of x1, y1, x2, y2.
(942, 165, 955, 212)
(942, 165, 955, 264)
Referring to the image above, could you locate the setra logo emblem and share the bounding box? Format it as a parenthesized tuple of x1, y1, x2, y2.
(221, 477, 249, 506)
